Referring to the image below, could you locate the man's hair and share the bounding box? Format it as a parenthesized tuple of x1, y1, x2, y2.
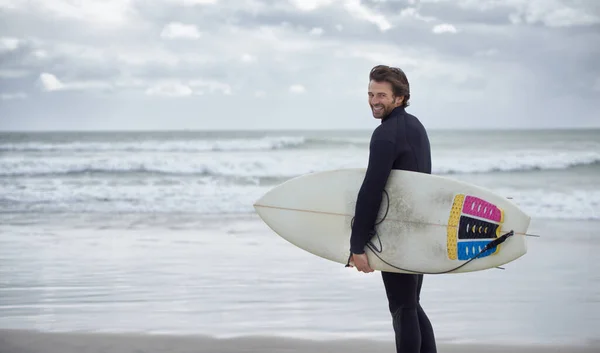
(369, 65, 410, 108)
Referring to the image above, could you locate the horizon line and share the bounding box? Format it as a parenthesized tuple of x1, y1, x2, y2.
(0, 126, 598, 133)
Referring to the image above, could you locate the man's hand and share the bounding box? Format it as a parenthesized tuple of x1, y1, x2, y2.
(350, 253, 374, 273)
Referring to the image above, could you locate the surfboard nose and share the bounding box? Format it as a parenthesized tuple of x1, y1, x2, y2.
(253, 188, 274, 209)
(253, 187, 279, 221)
(253, 197, 268, 217)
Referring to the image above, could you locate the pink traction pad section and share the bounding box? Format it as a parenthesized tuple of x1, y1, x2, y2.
(462, 195, 502, 222)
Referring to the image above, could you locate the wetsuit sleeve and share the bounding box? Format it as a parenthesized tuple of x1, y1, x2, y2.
(350, 138, 396, 254)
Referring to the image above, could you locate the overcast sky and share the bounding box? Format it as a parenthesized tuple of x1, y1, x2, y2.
(1, 0, 599, 131)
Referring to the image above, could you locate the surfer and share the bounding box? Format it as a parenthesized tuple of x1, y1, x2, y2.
(348, 65, 437, 353)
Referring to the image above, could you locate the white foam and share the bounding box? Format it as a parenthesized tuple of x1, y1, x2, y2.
(1, 134, 598, 220)
(500, 188, 600, 220)
(0, 149, 365, 178)
(0, 176, 269, 215)
(2, 175, 598, 219)
(0, 136, 306, 153)
(433, 149, 600, 174)
(2, 147, 598, 178)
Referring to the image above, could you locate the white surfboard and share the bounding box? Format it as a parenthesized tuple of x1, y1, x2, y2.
(253, 168, 531, 274)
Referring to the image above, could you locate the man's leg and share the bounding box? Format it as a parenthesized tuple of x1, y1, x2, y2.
(416, 275, 437, 353)
(381, 271, 421, 353)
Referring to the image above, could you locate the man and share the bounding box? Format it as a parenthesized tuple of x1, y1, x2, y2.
(348, 65, 437, 353)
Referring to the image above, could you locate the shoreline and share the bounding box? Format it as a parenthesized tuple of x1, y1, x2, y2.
(0, 329, 597, 353)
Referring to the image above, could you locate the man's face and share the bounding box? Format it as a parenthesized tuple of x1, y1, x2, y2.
(368, 80, 403, 119)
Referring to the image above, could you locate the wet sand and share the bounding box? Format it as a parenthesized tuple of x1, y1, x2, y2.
(1, 214, 598, 347)
(0, 329, 597, 353)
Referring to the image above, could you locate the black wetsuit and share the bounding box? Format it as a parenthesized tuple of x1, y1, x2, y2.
(350, 106, 437, 353)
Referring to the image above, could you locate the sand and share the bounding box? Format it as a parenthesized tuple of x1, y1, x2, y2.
(0, 329, 597, 353)
(1, 214, 598, 350)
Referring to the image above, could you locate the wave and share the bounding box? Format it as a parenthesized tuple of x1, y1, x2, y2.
(0, 153, 337, 178)
(2, 182, 598, 220)
(434, 152, 600, 174)
(304, 137, 369, 147)
(0, 136, 307, 153)
(2, 150, 598, 178)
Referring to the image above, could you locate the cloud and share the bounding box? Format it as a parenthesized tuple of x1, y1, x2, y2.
(289, 84, 306, 93)
(289, 0, 336, 12)
(188, 79, 233, 95)
(309, 27, 324, 36)
(420, 0, 600, 27)
(0, 37, 20, 51)
(0, 0, 599, 131)
(400, 7, 436, 23)
(37, 72, 113, 92)
(145, 82, 195, 97)
(507, 0, 600, 27)
(241, 53, 256, 63)
(432, 23, 458, 33)
(0, 0, 138, 28)
(169, 0, 218, 5)
(160, 22, 202, 39)
(343, 0, 392, 31)
(38, 73, 64, 91)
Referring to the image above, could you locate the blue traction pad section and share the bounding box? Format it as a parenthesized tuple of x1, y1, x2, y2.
(457, 240, 496, 260)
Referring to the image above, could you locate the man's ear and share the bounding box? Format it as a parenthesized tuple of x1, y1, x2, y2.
(395, 96, 404, 105)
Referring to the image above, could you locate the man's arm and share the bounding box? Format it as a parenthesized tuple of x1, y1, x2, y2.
(350, 138, 396, 255)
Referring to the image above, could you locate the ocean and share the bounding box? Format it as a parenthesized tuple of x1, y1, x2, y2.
(1, 129, 598, 218)
(0, 129, 598, 345)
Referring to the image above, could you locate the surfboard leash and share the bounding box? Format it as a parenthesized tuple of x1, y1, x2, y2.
(364, 230, 515, 274)
(346, 189, 391, 269)
(347, 188, 519, 273)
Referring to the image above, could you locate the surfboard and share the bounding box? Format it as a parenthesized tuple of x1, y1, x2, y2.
(253, 168, 531, 274)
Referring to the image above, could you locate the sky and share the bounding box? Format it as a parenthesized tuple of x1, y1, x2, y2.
(0, 0, 599, 131)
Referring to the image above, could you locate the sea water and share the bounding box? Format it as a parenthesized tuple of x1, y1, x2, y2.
(1, 129, 598, 218)
(0, 129, 598, 345)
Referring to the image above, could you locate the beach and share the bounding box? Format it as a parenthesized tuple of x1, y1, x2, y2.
(1, 129, 599, 352)
(1, 328, 598, 353)
(0, 212, 598, 351)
